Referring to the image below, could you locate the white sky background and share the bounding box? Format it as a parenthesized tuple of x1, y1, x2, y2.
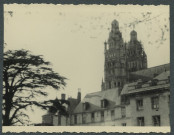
(4, 4, 169, 124)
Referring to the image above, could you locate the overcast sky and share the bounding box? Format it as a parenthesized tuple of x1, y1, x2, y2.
(4, 4, 169, 124)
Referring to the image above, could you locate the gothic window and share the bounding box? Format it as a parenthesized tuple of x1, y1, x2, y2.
(133, 62, 136, 67)
(118, 82, 121, 87)
(112, 69, 115, 74)
(109, 81, 111, 89)
(114, 82, 117, 87)
(112, 62, 115, 66)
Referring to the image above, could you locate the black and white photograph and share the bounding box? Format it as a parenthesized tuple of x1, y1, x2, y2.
(3, 4, 170, 133)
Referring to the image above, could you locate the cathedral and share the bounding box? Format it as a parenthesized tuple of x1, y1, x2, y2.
(42, 20, 170, 126)
(102, 20, 147, 91)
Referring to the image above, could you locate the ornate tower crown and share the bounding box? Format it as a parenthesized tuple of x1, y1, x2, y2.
(111, 20, 119, 32)
(102, 20, 127, 91)
(130, 30, 137, 41)
(111, 20, 119, 28)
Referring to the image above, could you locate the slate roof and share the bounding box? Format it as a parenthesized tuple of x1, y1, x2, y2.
(67, 98, 80, 114)
(154, 70, 170, 80)
(73, 64, 170, 113)
(129, 63, 170, 81)
(73, 88, 120, 113)
(121, 70, 170, 96)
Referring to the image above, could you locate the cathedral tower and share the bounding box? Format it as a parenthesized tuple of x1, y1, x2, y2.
(126, 30, 147, 72)
(102, 20, 127, 91)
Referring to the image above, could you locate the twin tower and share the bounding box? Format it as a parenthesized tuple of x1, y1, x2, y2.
(101, 20, 147, 91)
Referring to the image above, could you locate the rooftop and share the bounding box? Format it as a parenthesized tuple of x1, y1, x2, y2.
(73, 88, 120, 113)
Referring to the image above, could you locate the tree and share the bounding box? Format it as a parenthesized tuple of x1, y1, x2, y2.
(3, 49, 67, 126)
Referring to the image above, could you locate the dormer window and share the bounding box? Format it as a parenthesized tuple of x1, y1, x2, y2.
(101, 99, 108, 108)
(168, 76, 170, 83)
(150, 79, 158, 86)
(135, 82, 142, 89)
(83, 102, 89, 111)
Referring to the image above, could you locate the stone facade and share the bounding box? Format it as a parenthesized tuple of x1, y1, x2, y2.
(42, 20, 170, 126)
(104, 20, 127, 91)
(103, 20, 147, 91)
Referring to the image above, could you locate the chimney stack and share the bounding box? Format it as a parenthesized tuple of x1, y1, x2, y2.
(61, 93, 66, 100)
(77, 88, 81, 102)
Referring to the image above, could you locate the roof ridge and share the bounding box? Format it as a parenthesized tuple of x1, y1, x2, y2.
(85, 88, 117, 96)
(131, 63, 170, 73)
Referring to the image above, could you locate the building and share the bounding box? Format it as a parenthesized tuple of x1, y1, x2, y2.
(42, 20, 170, 126)
(42, 90, 81, 126)
(71, 20, 170, 126)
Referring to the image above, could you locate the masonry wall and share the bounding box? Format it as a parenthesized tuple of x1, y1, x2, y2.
(53, 115, 69, 126)
(42, 114, 53, 125)
(53, 115, 58, 126)
(130, 90, 170, 126)
(71, 105, 131, 126)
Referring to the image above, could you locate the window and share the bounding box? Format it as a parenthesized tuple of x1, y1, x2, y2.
(150, 79, 158, 86)
(121, 107, 126, 118)
(111, 110, 115, 120)
(114, 82, 117, 87)
(74, 115, 77, 124)
(58, 115, 61, 125)
(83, 102, 89, 111)
(112, 62, 115, 66)
(118, 82, 121, 87)
(91, 112, 95, 123)
(137, 117, 145, 126)
(101, 111, 104, 122)
(136, 99, 143, 111)
(107, 110, 109, 116)
(135, 82, 142, 89)
(109, 82, 111, 89)
(96, 112, 99, 117)
(82, 113, 86, 124)
(152, 115, 160, 126)
(112, 69, 115, 74)
(122, 123, 126, 126)
(166, 76, 170, 83)
(121, 63, 124, 67)
(101, 99, 108, 108)
(151, 96, 159, 110)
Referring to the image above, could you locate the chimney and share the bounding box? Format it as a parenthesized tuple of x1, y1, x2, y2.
(77, 88, 81, 102)
(61, 93, 66, 100)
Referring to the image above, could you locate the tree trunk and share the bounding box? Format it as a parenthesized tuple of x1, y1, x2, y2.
(3, 71, 13, 126)
(3, 95, 12, 126)
(3, 108, 11, 126)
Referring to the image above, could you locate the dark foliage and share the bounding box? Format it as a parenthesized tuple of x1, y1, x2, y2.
(3, 49, 67, 126)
